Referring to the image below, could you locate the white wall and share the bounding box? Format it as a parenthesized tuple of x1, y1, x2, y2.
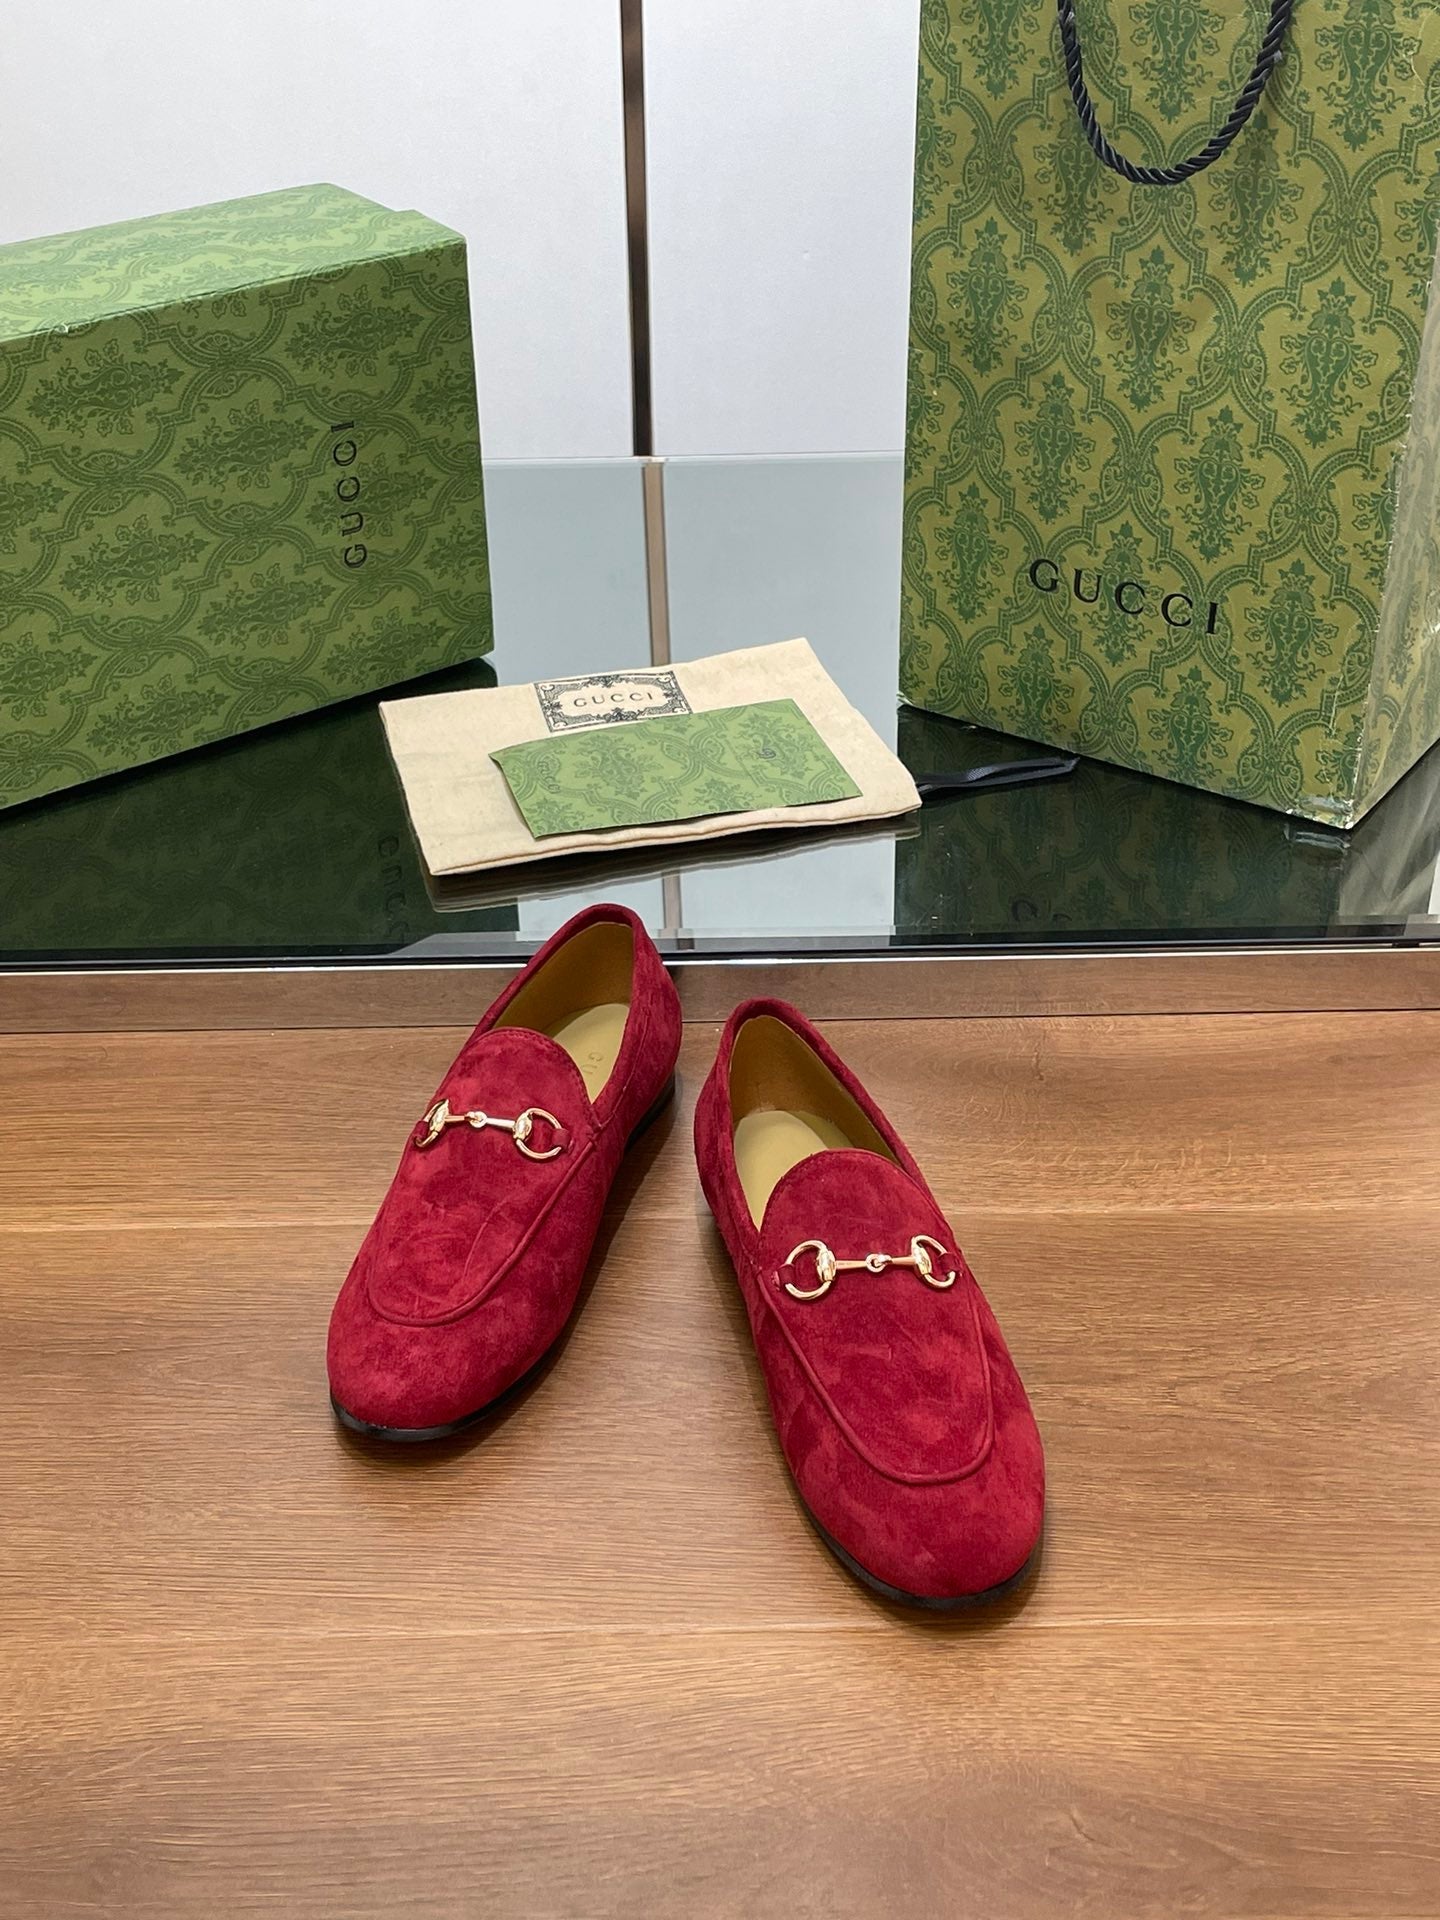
(0, 1, 634, 462)
(644, 0, 920, 457)
(0, 1, 920, 462)
(664, 455, 903, 934)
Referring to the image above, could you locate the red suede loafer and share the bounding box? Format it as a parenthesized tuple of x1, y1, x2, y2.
(328, 903, 681, 1440)
(695, 998, 1043, 1608)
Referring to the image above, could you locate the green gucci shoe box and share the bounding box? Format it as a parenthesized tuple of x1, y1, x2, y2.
(0, 183, 491, 809)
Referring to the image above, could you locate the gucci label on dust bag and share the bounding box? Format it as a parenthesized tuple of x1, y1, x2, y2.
(535, 670, 691, 733)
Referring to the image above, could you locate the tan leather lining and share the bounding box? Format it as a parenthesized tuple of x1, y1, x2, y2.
(728, 1015, 896, 1224)
(496, 922, 633, 1100)
(548, 1004, 630, 1100)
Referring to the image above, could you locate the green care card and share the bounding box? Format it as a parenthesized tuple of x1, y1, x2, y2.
(492, 698, 860, 838)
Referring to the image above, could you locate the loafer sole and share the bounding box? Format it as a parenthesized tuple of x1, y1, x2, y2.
(808, 1503, 1043, 1611)
(330, 1074, 676, 1443)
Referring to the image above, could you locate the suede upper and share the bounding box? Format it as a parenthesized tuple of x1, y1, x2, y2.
(328, 904, 681, 1432)
(695, 997, 1044, 1601)
(756, 1149, 993, 1484)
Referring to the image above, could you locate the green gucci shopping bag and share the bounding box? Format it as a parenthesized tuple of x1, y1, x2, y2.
(902, 0, 1440, 823)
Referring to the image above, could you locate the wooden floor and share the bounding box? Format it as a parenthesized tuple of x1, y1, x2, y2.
(2, 1008, 1438, 1919)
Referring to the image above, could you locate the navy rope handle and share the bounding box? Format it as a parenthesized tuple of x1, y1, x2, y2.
(1056, 0, 1296, 186)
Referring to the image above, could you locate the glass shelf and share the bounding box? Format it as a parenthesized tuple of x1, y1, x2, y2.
(2, 456, 1436, 982)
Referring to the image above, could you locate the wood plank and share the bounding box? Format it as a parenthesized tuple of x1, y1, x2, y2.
(4, 1010, 1440, 1227)
(2, 1205, 1438, 1639)
(1, 1007, 1437, 1917)
(5, 944, 1440, 1032)
(1, 1629, 1435, 1920)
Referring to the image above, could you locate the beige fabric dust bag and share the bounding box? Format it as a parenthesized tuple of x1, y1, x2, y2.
(381, 639, 919, 878)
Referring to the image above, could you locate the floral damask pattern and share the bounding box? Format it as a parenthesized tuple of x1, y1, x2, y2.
(942, 484, 1006, 619)
(289, 285, 419, 378)
(29, 340, 180, 436)
(1148, 666, 1234, 781)
(328, 609, 453, 683)
(303, 457, 437, 536)
(1106, 248, 1193, 410)
(902, 0, 1440, 824)
(61, 517, 211, 607)
(196, 566, 334, 646)
(176, 400, 312, 489)
(87, 677, 228, 757)
(998, 624, 1073, 731)
(948, 221, 1027, 375)
(1245, 560, 1339, 706)
(1280, 280, 1379, 448)
(1313, 0, 1410, 152)
(0, 474, 65, 555)
(0, 184, 491, 807)
(1017, 374, 1094, 522)
(1207, 118, 1301, 287)
(1174, 408, 1262, 561)
(1130, 0, 1223, 124)
(493, 700, 859, 840)
(0, 633, 95, 718)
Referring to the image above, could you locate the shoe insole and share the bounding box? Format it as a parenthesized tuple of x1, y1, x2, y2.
(547, 1002, 629, 1101)
(734, 1107, 853, 1225)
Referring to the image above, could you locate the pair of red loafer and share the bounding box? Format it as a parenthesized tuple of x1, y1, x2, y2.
(327, 904, 1044, 1608)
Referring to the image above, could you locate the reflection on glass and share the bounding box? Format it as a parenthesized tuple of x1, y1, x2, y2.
(0, 663, 515, 959)
(895, 708, 1440, 940)
(2, 453, 1439, 965)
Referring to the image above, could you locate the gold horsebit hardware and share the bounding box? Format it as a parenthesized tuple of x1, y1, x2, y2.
(413, 1098, 565, 1160)
(782, 1234, 957, 1302)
